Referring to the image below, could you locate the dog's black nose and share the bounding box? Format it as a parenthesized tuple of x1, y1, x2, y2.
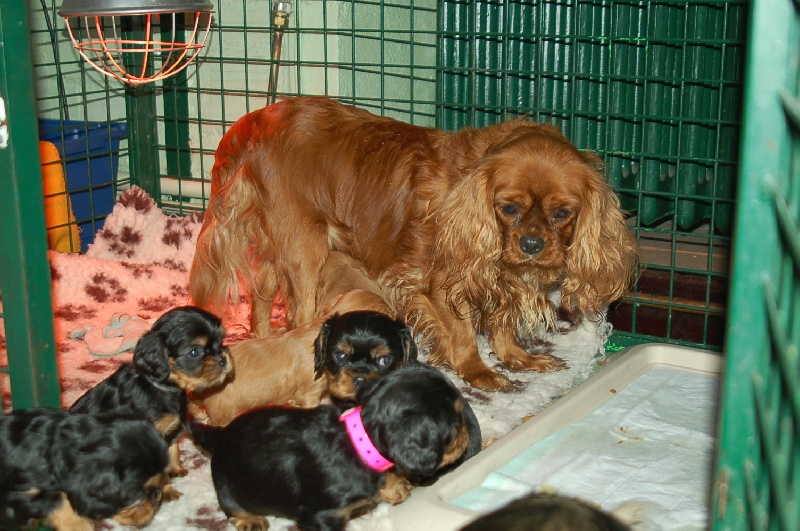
(520, 235, 545, 255)
(353, 376, 366, 388)
(217, 355, 227, 366)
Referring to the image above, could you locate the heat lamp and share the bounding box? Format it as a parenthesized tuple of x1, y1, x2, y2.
(58, 0, 214, 86)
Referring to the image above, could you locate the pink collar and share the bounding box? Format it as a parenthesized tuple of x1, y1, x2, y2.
(339, 406, 394, 472)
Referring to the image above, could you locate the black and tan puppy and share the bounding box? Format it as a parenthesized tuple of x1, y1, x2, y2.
(190, 364, 482, 531)
(0, 409, 170, 531)
(461, 491, 638, 531)
(314, 309, 417, 407)
(70, 306, 232, 491)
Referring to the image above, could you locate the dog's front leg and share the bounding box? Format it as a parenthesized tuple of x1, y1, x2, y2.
(488, 325, 567, 373)
(277, 245, 329, 329)
(410, 293, 515, 392)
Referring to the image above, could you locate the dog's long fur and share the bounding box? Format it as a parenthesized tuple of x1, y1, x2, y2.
(190, 96, 639, 391)
(0, 409, 170, 531)
(70, 306, 232, 487)
(190, 364, 481, 530)
(195, 252, 415, 426)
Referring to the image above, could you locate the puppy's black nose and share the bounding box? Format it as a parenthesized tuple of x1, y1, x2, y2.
(353, 376, 366, 388)
(520, 235, 545, 255)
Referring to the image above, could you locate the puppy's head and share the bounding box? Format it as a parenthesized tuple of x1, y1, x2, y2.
(314, 310, 418, 403)
(54, 415, 171, 526)
(133, 305, 233, 393)
(357, 364, 481, 479)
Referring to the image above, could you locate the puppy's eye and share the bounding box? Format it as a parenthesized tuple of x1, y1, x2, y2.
(499, 204, 519, 217)
(377, 355, 393, 368)
(189, 346, 204, 358)
(553, 208, 571, 221)
(333, 351, 347, 364)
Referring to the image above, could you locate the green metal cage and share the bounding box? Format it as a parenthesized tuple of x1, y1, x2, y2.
(0, 0, 797, 528)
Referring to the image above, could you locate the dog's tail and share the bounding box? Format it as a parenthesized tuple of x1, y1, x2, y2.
(186, 420, 226, 456)
(190, 109, 281, 318)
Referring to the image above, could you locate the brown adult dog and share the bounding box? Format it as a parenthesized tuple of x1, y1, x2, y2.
(190, 96, 639, 392)
(194, 253, 411, 426)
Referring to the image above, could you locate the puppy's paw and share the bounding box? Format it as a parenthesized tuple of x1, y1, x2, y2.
(162, 484, 183, 502)
(379, 473, 414, 504)
(230, 514, 270, 530)
(168, 465, 189, 478)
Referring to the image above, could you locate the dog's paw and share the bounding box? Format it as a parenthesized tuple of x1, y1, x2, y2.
(162, 484, 183, 502)
(462, 369, 517, 392)
(230, 515, 270, 530)
(504, 352, 568, 373)
(379, 473, 414, 504)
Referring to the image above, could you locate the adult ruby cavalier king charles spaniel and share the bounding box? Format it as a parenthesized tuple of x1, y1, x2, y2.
(190, 96, 639, 392)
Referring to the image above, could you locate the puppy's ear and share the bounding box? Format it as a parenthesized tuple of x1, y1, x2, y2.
(133, 331, 170, 382)
(384, 416, 443, 478)
(399, 327, 418, 365)
(562, 156, 640, 315)
(313, 322, 333, 378)
(63, 463, 127, 517)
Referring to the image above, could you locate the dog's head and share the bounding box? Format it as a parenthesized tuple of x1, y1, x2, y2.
(133, 306, 233, 393)
(436, 121, 640, 322)
(356, 364, 481, 479)
(314, 310, 418, 404)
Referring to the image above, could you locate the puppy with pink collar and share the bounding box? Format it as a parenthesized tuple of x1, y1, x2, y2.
(189, 364, 481, 531)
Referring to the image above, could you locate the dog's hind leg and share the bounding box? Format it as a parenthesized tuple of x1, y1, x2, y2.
(250, 262, 280, 337)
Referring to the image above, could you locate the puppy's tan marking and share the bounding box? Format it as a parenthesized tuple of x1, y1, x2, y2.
(168, 350, 232, 393)
(167, 441, 187, 479)
(112, 472, 169, 526)
(439, 400, 472, 468)
(44, 493, 93, 531)
(154, 413, 181, 439)
(326, 368, 358, 402)
(229, 512, 270, 530)
(379, 472, 414, 504)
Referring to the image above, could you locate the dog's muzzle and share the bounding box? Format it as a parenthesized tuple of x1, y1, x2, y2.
(520, 235, 545, 255)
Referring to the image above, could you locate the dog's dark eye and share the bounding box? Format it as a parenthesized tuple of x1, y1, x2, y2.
(378, 355, 393, 368)
(189, 346, 204, 358)
(333, 350, 347, 364)
(553, 208, 571, 221)
(499, 204, 519, 217)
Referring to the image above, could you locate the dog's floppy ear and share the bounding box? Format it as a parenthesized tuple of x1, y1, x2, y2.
(399, 327, 418, 365)
(313, 321, 334, 378)
(562, 155, 640, 315)
(385, 415, 445, 478)
(133, 330, 170, 382)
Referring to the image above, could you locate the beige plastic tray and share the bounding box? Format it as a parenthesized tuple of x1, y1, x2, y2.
(389, 343, 722, 531)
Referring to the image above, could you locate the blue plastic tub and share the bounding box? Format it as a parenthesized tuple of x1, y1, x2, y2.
(38, 119, 128, 252)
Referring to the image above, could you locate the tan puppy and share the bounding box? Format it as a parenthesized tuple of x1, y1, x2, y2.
(194, 252, 406, 426)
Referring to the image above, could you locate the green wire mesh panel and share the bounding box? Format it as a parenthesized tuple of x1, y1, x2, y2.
(437, 0, 746, 350)
(712, 0, 799, 528)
